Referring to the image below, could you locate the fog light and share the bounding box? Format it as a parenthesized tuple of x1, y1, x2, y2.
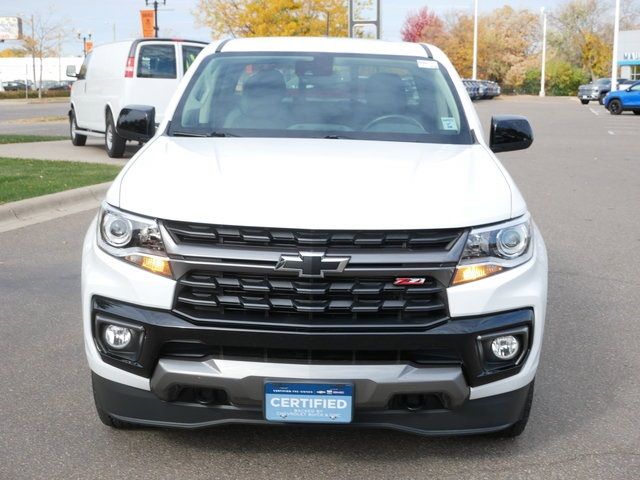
(104, 325, 132, 349)
(491, 335, 520, 360)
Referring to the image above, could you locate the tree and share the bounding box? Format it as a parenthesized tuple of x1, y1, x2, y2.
(440, 6, 538, 84)
(550, 0, 610, 80)
(400, 7, 448, 46)
(20, 13, 66, 99)
(0, 48, 28, 57)
(194, 0, 348, 38)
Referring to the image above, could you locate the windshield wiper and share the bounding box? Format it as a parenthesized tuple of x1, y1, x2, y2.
(171, 130, 240, 138)
(322, 134, 354, 140)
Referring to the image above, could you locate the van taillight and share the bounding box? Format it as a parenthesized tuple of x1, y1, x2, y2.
(124, 56, 135, 78)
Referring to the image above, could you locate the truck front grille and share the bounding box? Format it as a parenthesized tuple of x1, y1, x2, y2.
(164, 221, 463, 251)
(174, 271, 449, 331)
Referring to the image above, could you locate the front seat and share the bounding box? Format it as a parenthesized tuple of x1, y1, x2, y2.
(224, 69, 289, 129)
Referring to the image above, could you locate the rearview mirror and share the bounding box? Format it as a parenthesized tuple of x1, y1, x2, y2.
(66, 65, 77, 78)
(489, 115, 533, 153)
(117, 105, 156, 143)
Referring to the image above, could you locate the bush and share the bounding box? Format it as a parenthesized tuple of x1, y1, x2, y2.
(520, 61, 589, 96)
(0, 90, 70, 100)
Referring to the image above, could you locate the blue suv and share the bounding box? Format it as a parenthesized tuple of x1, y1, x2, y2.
(603, 81, 640, 115)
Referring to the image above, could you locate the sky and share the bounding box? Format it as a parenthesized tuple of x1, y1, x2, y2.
(1, 0, 556, 56)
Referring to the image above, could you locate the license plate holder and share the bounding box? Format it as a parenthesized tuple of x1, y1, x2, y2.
(264, 382, 353, 424)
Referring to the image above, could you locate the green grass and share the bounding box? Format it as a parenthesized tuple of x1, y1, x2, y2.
(0, 134, 67, 144)
(0, 157, 121, 204)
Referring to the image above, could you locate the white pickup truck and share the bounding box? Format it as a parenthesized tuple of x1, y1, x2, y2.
(83, 36, 547, 437)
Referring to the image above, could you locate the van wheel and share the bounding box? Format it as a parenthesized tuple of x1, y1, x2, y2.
(633, 110, 640, 115)
(494, 380, 535, 438)
(105, 111, 126, 158)
(608, 100, 623, 115)
(580, 99, 589, 105)
(70, 110, 87, 146)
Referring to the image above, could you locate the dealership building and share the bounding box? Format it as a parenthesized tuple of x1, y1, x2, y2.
(619, 30, 640, 81)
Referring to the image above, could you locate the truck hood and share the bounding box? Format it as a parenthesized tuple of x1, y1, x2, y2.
(112, 136, 521, 230)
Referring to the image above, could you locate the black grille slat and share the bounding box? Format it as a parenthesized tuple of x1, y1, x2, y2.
(165, 221, 463, 251)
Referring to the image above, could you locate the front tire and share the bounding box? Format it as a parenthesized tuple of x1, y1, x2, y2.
(598, 94, 605, 105)
(580, 99, 589, 105)
(608, 99, 623, 115)
(633, 110, 640, 115)
(105, 111, 126, 158)
(70, 110, 87, 146)
(495, 380, 535, 438)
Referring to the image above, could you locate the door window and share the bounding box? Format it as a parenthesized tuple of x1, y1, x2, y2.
(137, 44, 177, 79)
(182, 45, 204, 73)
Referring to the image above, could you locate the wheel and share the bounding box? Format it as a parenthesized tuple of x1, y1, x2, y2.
(608, 99, 623, 115)
(105, 110, 126, 158)
(92, 374, 137, 429)
(598, 94, 605, 105)
(580, 99, 589, 105)
(70, 109, 87, 146)
(633, 110, 640, 115)
(495, 380, 535, 438)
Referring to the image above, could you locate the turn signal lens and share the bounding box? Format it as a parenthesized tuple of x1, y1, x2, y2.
(125, 254, 172, 277)
(452, 264, 503, 285)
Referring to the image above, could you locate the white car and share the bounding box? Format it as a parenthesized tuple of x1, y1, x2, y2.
(67, 38, 206, 157)
(82, 37, 548, 437)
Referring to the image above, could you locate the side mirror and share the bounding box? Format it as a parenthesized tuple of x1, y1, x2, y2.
(117, 105, 156, 143)
(489, 115, 533, 153)
(66, 65, 77, 78)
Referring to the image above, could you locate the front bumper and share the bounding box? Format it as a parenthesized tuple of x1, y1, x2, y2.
(83, 216, 548, 433)
(93, 372, 533, 435)
(578, 90, 600, 100)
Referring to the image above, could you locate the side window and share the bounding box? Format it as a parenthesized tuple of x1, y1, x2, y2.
(137, 44, 177, 79)
(182, 45, 203, 73)
(631, 84, 640, 92)
(78, 53, 92, 80)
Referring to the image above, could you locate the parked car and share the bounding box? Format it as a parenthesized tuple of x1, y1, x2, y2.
(577, 77, 632, 105)
(83, 37, 547, 438)
(463, 79, 500, 100)
(3, 80, 28, 91)
(603, 80, 640, 115)
(67, 38, 207, 157)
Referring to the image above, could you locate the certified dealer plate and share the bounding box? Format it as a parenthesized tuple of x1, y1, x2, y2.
(264, 383, 353, 424)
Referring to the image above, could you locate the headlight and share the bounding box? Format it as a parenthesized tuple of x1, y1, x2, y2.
(452, 215, 533, 285)
(97, 204, 172, 277)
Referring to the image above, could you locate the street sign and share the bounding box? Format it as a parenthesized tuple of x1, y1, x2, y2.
(0, 16, 23, 40)
(85, 40, 94, 53)
(140, 10, 155, 38)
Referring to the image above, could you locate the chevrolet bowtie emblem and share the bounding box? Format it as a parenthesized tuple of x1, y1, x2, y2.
(275, 252, 350, 278)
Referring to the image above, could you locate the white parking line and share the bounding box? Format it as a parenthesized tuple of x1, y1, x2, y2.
(589, 107, 600, 116)
(608, 130, 616, 135)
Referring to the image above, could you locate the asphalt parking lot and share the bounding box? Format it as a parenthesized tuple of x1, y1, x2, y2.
(1, 96, 639, 479)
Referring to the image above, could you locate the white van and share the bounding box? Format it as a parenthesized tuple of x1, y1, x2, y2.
(67, 38, 207, 157)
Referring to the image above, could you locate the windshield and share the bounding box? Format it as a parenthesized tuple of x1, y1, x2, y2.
(169, 52, 473, 144)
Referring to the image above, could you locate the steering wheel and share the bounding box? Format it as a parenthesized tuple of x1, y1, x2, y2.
(363, 114, 427, 133)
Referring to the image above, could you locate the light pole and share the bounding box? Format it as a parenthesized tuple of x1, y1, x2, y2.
(145, 0, 166, 38)
(611, 0, 621, 92)
(539, 7, 547, 97)
(472, 0, 478, 80)
(77, 31, 92, 56)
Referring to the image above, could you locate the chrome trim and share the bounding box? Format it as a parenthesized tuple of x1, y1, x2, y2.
(150, 357, 469, 408)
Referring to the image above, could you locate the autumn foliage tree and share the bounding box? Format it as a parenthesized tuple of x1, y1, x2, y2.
(194, 0, 349, 38)
(400, 7, 448, 46)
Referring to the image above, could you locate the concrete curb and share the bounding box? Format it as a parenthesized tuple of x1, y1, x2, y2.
(0, 182, 111, 233)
